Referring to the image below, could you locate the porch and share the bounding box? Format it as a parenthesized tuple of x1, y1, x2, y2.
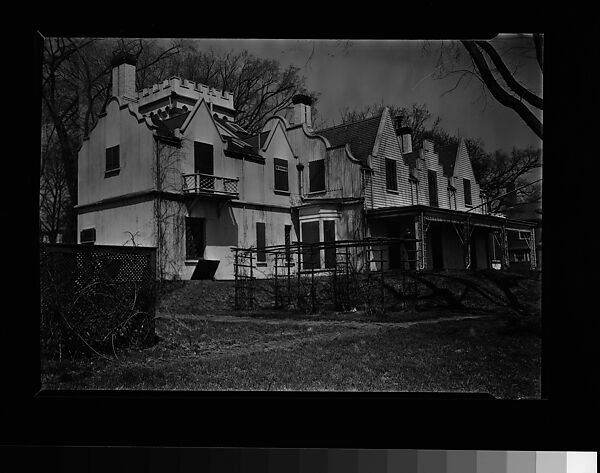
(367, 205, 537, 271)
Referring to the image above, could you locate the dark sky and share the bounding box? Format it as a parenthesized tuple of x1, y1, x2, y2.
(177, 36, 542, 155)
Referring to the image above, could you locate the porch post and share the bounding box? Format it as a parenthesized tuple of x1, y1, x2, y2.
(501, 224, 510, 269)
(416, 212, 427, 270)
(465, 219, 472, 270)
(529, 227, 537, 270)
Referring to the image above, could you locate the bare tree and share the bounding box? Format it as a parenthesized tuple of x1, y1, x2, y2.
(425, 35, 543, 139)
(166, 46, 316, 134)
(41, 37, 182, 243)
(40, 123, 69, 243)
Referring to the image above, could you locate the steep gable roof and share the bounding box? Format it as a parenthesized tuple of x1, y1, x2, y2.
(316, 114, 382, 164)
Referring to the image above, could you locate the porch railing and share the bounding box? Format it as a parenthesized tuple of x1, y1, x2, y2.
(182, 173, 239, 198)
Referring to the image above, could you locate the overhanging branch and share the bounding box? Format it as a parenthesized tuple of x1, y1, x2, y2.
(461, 41, 543, 140)
(475, 41, 543, 110)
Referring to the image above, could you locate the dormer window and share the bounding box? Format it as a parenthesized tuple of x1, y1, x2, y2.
(105, 145, 120, 177)
(463, 178, 472, 206)
(428, 170, 439, 207)
(386, 158, 398, 191)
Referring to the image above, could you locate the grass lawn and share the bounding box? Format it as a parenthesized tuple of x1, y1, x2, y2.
(41, 314, 540, 399)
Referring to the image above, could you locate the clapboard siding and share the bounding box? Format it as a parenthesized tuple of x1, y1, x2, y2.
(326, 146, 363, 199)
(370, 111, 413, 209)
(453, 140, 485, 213)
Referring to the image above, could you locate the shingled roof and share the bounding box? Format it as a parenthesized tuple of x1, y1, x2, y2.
(243, 131, 271, 150)
(437, 143, 459, 176)
(316, 114, 382, 164)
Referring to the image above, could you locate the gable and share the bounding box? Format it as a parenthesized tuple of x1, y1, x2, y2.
(180, 99, 224, 145)
(453, 139, 477, 183)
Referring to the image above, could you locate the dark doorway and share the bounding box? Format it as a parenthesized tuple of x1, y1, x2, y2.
(388, 225, 403, 269)
(431, 227, 444, 270)
(469, 231, 478, 270)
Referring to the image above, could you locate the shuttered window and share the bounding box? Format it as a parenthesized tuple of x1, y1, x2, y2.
(256, 222, 266, 262)
(428, 170, 439, 207)
(463, 178, 472, 206)
(309, 159, 325, 192)
(185, 217, 205, 260)
(105, 145, 120, 174)
(274, 158, 289, 192)
(385, 158, 398, 191)
(284, 224, 292, 262)
(80, 228, 96, 245)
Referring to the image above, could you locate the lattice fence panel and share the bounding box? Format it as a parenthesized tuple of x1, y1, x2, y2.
(40, 244, 157, 359)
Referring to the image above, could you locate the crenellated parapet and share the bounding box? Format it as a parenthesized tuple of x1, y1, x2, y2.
(137, 76, 235, 118)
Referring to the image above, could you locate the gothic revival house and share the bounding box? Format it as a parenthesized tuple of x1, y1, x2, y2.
(77, 53, 536, 280)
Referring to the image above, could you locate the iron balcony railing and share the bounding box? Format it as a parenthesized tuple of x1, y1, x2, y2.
(182, 172, 239, 198)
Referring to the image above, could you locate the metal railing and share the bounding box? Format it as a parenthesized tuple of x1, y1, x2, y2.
(182, 173, 239, 197)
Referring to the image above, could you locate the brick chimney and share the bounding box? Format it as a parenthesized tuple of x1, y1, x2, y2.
(288, 94, 313, 127)
(394, 116, 413, 154)
(111, 51, 137, 100)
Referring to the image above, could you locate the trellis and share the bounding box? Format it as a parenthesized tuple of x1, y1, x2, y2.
(232, 237, 420, 315)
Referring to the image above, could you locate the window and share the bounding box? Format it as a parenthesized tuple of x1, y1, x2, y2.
(256, 222, 266, 263)
(274, 158, 289, 192)
(463, 178, 472, 206)
(428, 170, 438, 207)
(518, 231, 530, 240)
(284, 224, 292, 262)
(80, 228, 96, 245)
(105, 145, 120, 176)
(185, 217, 205, 260)
(386, 158, 398, 191)
(448, 188, 457, 210)
(513, 250, 530, 263)
(309, 159, 325, 192)
(323, 220, 336, 269)
(301, 221, 320, 269)
(194, 142, 214, 175)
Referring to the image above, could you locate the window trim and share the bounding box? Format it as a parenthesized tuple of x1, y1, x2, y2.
(463, 178, 473, 207)
(185, 216, 206, 261)
(273, 157, 289, 192)
(385, 158, 398, 191)
(256, 222, 266, 263)
(105, 145, 120, 177)
(427, 169, 439, 207)
(80, 227, 96, 245)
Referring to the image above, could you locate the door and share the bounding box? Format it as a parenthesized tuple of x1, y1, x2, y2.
(194, 141, 214, 190)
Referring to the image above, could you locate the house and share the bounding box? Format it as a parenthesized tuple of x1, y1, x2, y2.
(77, 52, 298, 280)
(265, 97, 538, 272)
(77, 52, 537, 280)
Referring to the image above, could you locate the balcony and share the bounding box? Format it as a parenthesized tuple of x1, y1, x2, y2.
(182, 173, 239, 199)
